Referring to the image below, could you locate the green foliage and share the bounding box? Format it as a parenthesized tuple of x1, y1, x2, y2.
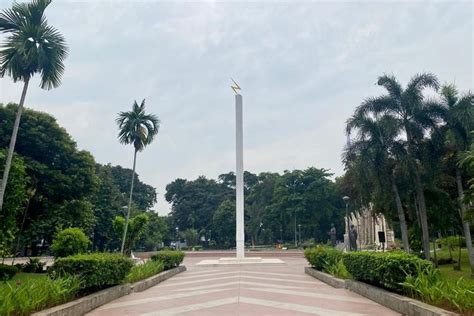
(51, 228, 91, 258)
(304, 246, 343, 272)
(49, 253, 133, 290)
(212, 200, 235, 247)
(114, 214, 148, 254)
(324, 258, 351, 279)
(0, 264, 18, 281)
(342, 251, 433, 292)
(22, 258, 45, 273)
(436, 236, 466, 249)
(151, 250, 185, 270)
(125, 261, 164, 283)
(0, 275, 80, 316)
(403, 261, 474, 313)
(0, 150, 28, 255)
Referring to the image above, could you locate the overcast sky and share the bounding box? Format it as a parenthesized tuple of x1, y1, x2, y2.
(0, 0, 472, 215)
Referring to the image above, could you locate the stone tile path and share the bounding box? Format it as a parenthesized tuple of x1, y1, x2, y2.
(87, 257, 400, 315)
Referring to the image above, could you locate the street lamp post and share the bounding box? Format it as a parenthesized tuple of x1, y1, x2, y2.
(175, 227, 179, 250)
(343, 196, 350, 251)
(298, 224, 302, 246)
(294, 210, 297, 247)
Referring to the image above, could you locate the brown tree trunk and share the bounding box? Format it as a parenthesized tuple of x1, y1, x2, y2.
(391, 177, 410, 252)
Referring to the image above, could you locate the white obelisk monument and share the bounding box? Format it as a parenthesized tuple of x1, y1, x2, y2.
(233, 80, 245, 259)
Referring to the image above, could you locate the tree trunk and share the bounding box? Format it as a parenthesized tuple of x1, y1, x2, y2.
(0, 78, 30, 213)
(405, 126, 431, 260)
(414, 170, 431, 260)
(120, 149, 138, 254)
(455, 167, 474, 276)
(391, 177, 410, 252)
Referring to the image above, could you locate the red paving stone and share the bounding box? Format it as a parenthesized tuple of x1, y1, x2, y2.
(86, 257, 400, 315)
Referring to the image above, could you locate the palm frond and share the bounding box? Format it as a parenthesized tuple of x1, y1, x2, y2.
(116, 99, 160, 152)
(377, 74, 402, 100)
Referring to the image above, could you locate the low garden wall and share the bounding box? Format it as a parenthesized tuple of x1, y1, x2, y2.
(32, 266, 186, 316)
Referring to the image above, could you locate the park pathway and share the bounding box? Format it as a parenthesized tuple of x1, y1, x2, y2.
(87, 256, 399, 315)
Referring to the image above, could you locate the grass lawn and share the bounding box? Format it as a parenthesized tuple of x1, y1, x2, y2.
(0, 273, 47, 291)
(432, 247, 474, 286)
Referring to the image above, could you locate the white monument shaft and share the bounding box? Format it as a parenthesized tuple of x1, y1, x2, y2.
(235, 94, 245, 259)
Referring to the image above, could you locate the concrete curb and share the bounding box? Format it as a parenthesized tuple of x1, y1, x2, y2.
(32, 266, 186, 316)
(304, 266, 346, 288)
(131, 265, 186, 292)
(304, 267, 458, 316)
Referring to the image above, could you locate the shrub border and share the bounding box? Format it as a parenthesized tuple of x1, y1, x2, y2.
(304, 267, 457, 316)
(32, 266, 186, 316)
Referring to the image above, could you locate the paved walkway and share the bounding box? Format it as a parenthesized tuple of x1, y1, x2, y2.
(87, 257, 399, 315)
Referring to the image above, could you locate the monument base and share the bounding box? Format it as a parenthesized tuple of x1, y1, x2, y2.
(196, 257, 285, 266)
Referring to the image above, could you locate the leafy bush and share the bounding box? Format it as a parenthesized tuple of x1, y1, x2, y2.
(150, 250, 185, 270)
(13, 263, 25, 272)
(0, 276, 80, 316)
(49, 253, 133, 290)
(22, 258, 46, 273)
(436, 236, 466, 249)
(342, 251, 433, 292)
(403, 262, 474, 313)
(51, 227, 91, 258)
(324, 258, 351, 279)
(0, 264, 18, 281)
(304, 246, 342, 272)
(125, 261, 164, 283)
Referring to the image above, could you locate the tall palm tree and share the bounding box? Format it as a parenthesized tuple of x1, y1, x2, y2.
(346, 113, 411, 252)
(355, 73, 444, 260)
(0, 0, 67, 212)
(116, 99, 160, 254)
(440, 84, 474, 275)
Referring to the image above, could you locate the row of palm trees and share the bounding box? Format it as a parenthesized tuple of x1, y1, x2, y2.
(0, 0, 160, 255)
(345, 73, 473, 274)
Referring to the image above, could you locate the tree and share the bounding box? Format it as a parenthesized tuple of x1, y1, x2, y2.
(440, 85, 474, 274)
(355, 73, 443, 259)
(116, 99, 160, 254)
(212, 200, 236, 248)
(0, 0, 68, 213)
(0, 104, 98, 254)
(113, 213, 148, 255)
(346, 113, 410, 252)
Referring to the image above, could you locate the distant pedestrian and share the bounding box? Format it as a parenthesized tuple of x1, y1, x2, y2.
(349, 225, 358, 251)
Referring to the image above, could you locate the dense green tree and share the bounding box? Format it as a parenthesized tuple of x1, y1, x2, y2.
(0, 104, 98, 254)
(0, 0, 68, 213)
(212, 200, 236, 248)
(136, 212, 168, 251)
(0, 150, 28, 257)
(113, 213, 148, 255)
(346, 113, 410, 251)
(355, 73, 444, 259)
(116, 99, 160, 254)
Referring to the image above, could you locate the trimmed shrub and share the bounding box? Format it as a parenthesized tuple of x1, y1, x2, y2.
(304, 246, 342, 272)
(125, 261, 164, 283)
(51, 227, 91, 258)
(0, 264, 18, 281)
(22, 258, 46, 273)
(150, 250, 185, 270)
(49, 253, 133, 290)
(342, 251, 433, 292)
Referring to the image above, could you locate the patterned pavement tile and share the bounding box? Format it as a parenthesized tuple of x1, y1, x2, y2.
(86, 257, 400, 315)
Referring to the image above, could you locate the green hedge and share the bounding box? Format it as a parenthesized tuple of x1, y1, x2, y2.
(342, 251, 433, 292)
(150, 250, 185, 270)
(0, 264, 18, 281)
(304, 246, 342, 272)
(49, 253, 133, 290)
